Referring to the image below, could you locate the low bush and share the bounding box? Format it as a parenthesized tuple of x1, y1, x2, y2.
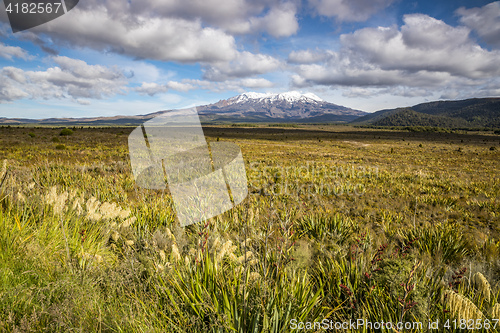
(60, 128, 73, 136)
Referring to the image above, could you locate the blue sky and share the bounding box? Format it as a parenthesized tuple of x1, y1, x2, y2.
(0, 0, 499, 118)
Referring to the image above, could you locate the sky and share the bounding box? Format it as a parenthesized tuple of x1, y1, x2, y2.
(0, 0, 499, 119)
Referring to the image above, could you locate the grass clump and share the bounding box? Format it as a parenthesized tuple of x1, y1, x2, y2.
(398, 223, 471, 264)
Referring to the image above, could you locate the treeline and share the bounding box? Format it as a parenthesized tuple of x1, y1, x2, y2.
(357, 125, 500, 133)
(372, 109, 469, 128)
(370, 108, 500, 130)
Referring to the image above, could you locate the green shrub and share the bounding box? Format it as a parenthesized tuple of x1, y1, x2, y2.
(60, 128, 73, 136)
(55, 144, 66, 150)
(28, 132, 36, 138)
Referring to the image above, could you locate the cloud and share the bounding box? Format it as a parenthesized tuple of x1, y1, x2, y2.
(53, 56, 124, 81)
(9, 0, 299, 63)
(341, 87, 379, 98)
(294, 64, 455, 87)
(30, 1, 237, 63)
(288, 49, 334, 64)
(240, 78, 274, 88)
(400, 15, 470, 50)
(343, 14, 500, 79)
(0, 80, 30, 102)
(76, 99, 91, 105)
(0, 56, 128, 102)
(291, 14, 500, 91)
(137, 76, 274, 95)
(457, 1, 500, 48)
(203, 51, 282, 81)
(0, 22, 9, 37)
(136, 83, 166, 96)
(475, 78, 500, 97)
(18, 32, 59, 55)
(129, 0, 261, 33)
(165, 81, 195, 92)
(308, 0, 395, 22)
(0, 42, 31, 60)
(250, 2, 299, 38)
(3, 66, 26, 83)
(130, 0, 299, 37)
(136, 81, 195, 96)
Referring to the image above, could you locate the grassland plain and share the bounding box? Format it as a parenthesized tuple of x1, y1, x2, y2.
(0, 125, 499, 332)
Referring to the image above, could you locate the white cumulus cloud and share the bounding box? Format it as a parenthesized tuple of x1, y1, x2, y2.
(240, 78, 274, 88)
(136, 81, 195, 96)
(457, 1, 500, 48)
(0, 42, 31, 60)
(4, 0, 301, 64)
(203, 51, 282, 81)
(0, 56, 128, 102)
(250, 2, 299, 38)
(291, 13, 500, 96)
(28, 1, 237, 63)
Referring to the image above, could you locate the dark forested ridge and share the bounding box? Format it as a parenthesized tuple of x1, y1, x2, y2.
(352, 98, 500, 128)
(371, 109, 470, 127)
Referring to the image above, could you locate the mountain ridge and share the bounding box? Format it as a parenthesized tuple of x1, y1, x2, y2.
(351, 97, 500, 128)
(197, 91, 366, 122)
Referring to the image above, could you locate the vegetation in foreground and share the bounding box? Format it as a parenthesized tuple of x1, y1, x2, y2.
(0, 125, 499, 332)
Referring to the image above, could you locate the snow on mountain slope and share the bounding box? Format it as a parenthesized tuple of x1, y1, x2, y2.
(227, 91, 323, 105)
(198, 91, 366, 121)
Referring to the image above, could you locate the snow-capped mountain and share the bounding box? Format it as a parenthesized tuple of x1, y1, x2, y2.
(198, 91, 366, 122)
(0, 92, 367, 125)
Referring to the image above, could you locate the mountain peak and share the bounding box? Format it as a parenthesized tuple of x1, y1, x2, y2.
(226, 91, 324, 105)
(200, 91, 366, 121)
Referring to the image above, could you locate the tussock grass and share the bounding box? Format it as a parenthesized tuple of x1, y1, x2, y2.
(0, 126, 499, 331)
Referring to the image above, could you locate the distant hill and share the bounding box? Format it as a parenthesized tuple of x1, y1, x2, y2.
(371, 109, 470, 127)
(352, 98, 500, 128)
(0, 112, 164, 126)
